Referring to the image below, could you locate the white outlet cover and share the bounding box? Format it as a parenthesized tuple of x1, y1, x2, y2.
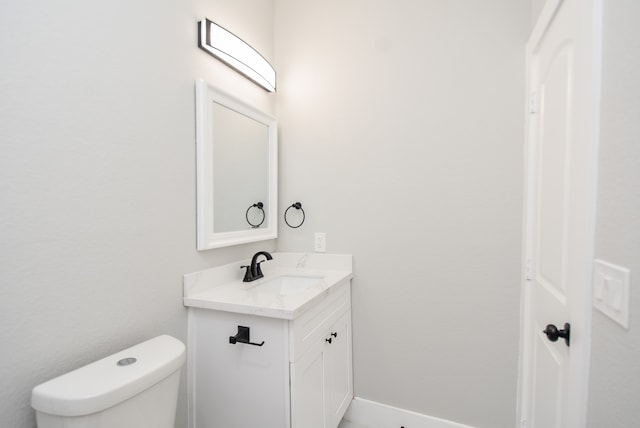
(314, 232, 326, 253)
(593, 259, 631, 329)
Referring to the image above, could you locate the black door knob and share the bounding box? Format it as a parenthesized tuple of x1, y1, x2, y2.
(543, 323, 570, 347)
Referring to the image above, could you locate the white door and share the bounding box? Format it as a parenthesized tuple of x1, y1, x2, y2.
(519, 0, 601, 427)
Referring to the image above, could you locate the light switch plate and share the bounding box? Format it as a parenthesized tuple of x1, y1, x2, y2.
(593, 259, 631, 329)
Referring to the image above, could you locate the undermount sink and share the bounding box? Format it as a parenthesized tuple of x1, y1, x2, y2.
(254, 275, 324, 296)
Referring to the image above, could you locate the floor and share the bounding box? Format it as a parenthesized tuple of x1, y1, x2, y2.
(338, 419, 369, 428)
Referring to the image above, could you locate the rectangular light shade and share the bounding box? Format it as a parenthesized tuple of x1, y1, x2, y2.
(198, 19, 276, 92)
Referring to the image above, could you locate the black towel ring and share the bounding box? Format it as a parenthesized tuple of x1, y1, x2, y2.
(246, 202, 265, 228)
(284, 202, 305, 228)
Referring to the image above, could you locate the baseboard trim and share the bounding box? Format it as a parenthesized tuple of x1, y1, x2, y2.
(342, 397, 475, 428)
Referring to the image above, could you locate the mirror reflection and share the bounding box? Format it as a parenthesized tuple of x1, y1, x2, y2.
(212, 102, 269, 233)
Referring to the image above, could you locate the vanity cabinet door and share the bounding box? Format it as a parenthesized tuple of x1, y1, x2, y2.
(290, 340, 325, 428)
(324, 310, 353, 428)
(290, 309, 353, 428)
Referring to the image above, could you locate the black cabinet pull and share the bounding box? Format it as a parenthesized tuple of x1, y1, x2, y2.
(326, 332, 338, 344)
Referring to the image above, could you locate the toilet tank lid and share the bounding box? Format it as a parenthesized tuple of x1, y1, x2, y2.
(31, 335, 186, 417)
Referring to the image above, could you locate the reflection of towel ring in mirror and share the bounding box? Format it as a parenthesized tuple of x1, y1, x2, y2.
(284, 202, 305, 228)
(246, 202, 265, 228)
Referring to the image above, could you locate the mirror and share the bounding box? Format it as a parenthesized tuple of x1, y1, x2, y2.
(195, 79, 277, 250)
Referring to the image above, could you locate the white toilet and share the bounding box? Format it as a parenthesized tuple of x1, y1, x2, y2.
(31, 335, 186, 428)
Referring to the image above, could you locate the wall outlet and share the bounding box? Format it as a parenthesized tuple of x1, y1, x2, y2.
(593, 259, 631, 329)
(314, 232, 326, 253)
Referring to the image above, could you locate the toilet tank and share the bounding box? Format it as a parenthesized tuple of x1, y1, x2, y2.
(31, 335, 186, 428)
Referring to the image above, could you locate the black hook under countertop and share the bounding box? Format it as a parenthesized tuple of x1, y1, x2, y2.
(229, 326, 265, 347)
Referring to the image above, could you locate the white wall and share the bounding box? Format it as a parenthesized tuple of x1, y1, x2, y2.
(0, 1, 274, 427)
(274, 1, 530, 427)
(530, 0, 546, 27)
(588, 0, 640, 426)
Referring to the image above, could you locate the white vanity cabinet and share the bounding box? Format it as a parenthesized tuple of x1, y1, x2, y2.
(187, 278, 352, 428)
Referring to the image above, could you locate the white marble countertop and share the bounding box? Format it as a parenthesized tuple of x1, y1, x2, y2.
(183, 253, 353, 320)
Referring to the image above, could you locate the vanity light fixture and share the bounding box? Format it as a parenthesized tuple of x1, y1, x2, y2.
(198, 18, 276, 92)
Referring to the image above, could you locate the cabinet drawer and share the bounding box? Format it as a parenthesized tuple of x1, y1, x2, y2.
(290, 280, 350, 361)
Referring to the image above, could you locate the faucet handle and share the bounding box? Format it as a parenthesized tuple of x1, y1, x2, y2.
(240, 265, 253, 282)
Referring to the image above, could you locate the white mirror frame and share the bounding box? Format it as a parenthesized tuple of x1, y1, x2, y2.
(195, 79, 278, 250)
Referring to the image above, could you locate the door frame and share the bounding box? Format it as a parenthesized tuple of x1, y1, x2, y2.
(516, 0, 603, 426)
